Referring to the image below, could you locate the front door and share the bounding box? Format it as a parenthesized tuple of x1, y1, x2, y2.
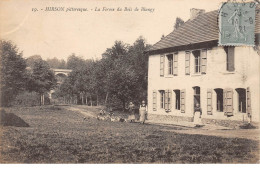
(193, 86, 200, 112)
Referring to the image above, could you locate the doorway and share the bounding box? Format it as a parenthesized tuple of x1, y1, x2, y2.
(193, 86, 200, 111)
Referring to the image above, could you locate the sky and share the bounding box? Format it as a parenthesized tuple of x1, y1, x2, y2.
(0, 0, 224, 61)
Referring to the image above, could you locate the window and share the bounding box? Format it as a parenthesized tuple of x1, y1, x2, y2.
(193, 50, 201, 73)
(173, 53, 178, 75)
(224, 46, 235, 71)
(167, 54, 173, 75)
(159, 90, 165, 109)
(215, 89, 223, 112)
(174, 90, 180, 110)
(236, 88, 246, 113)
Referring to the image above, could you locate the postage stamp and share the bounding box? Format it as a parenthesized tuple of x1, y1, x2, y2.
(219, 2, 256, 46)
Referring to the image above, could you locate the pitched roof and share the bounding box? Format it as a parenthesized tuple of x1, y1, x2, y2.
(149, 6, 260, 54)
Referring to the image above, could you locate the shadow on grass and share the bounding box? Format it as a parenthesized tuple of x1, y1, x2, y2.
(0, 109, 29, 127)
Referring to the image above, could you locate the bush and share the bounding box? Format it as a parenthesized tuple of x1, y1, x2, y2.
(12, 91, 50, 106)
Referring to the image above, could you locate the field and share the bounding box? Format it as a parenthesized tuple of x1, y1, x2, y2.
(0, 106, 259, 163)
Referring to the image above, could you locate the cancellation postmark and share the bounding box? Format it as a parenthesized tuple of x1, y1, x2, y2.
(219, 2, 256, 46)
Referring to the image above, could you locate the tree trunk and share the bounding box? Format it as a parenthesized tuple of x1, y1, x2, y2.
(81, 93, 84, 105)
(122, 99, 125, 111)
(42, 94, 45, 105)
(86, 95, 88, 105)
(90, 96, 93, 107)
(96, 94, 99, 106)
(40, 95, 42, 106)
(105, 92, 109, 105)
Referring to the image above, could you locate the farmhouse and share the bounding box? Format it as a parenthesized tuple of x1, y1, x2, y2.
(147, 8, 260, 127)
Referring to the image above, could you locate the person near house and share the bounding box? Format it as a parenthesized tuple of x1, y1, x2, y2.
(126, 101, 136, 122)
(193, 103, 202, 126)
(139, 100, 148, 124)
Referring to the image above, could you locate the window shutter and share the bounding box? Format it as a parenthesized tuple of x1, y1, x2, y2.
(185, 52, 190, 75)
(181, 89, 185, 113)
(173, 53, 178, 76)
(160, 55, 165, 76)
(165, 90, 169, 111)
(247, 87, 251, 116)
(224, 88, 233, 116)
(153, 90, 157, 111)
(201, 49, 207, 74)
(168, 90, 172, 111)
(207, 89, 213, 115)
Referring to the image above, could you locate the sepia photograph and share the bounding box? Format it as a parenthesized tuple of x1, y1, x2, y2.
(0, 0, 259, 165)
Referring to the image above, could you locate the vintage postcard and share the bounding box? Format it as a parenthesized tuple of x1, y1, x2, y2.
(0, 0, 259, 165)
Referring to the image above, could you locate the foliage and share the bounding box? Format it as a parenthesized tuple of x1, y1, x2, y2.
(25, 55, 42, 68)
(12, 91, 50, 106)
(0, 40, 28, 106)
(57, 37, 150, 109)
(46, 57, 66, 69)
(27, 58, 57, 95)
(174, 17, 185, 30)
(67, 53, 86, 70)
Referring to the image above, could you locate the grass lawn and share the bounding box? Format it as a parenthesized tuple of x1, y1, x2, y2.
(0, 106, 259, 163)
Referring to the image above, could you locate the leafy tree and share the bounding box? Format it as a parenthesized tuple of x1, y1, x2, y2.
(26, 55, 42, 68)
(174, 17, 185, 30)
(102, 41, 129, 60)
(46, 57, 67, 69)
(56, 37, 151, 110)
(27, 58, 57, 105)
(67, 54, 85, 70)
(127, 37, 151, 103)
(0, 40, 28, 106)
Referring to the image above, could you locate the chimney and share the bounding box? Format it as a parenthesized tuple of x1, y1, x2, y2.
(190, 8, 205, 20)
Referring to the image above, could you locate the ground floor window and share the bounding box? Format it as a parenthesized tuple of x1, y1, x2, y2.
(174, 90, 180, 110)
(236, 88, 246, 113)
(159, 90, 165, 109)
(215, 88, 223, 112)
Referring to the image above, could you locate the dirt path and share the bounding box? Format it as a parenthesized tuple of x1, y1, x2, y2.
(66, 106, 260, 141)
(66, 107, 96, 118)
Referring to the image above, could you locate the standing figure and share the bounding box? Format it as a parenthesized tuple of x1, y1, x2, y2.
(193, 103, 203, 126)
(139, 100, 147, 124)
(127, 102, 136, 122)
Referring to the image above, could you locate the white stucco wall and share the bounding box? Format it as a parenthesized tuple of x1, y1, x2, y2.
(147, 46, 259, 123)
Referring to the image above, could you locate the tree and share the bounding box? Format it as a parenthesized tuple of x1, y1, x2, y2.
(0, 40, 28, 106)
(26, 55, 42, 68)
(127, 37, 151, 103)
(102, 41, 129, 60)
(101, 38, 150, 109)
(27, 58, 57, 105)
(174, 17, 184, 30)
(46, 57, 67, 69)
(67, 54, 85, 70)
